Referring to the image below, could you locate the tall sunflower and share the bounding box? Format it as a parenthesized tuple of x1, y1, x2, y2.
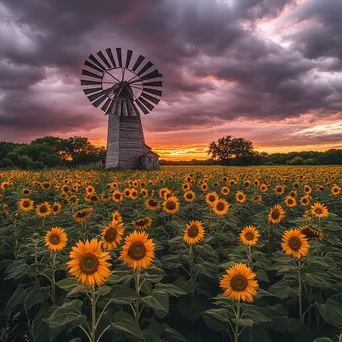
(112, 190, 123, 203)
(235, 191, 246, 203)
(44, 227, 68, 252)
(205, 191, 219, 205)
(145, 198, 160, 211)
(300, 195, 310, 206)
(299, 225, 324, 240)
(73, 207, 93, 223)
(101, 220, 125, 250)
(19, 198, 34, 212)
(36, 202, 51, 217)
(184, 190, 196, 202)
(281, 229, 309, 259)
(284, 196, 296, 208)
(240, 226, 260, 246)
(163, 196, 180, 215)
(67, 239, 111, 287)
(268, 204, 285, 224)
(212, 199, 229, 216)
(112, 210, 123, 223)
(331, 184, 341, 195)
(52, 202, 62, 215)
(184, 220, 205, 245)
(311, 202, 329, 219)
(220, 263, 258, 302)
(132, 217, 152, 230)
(119, 231, 155, 271)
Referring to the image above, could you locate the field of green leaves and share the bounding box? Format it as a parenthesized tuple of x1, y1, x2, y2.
(0, 166, 342, 342)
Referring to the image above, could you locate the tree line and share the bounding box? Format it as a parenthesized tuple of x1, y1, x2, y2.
(0, 136, 106, 169)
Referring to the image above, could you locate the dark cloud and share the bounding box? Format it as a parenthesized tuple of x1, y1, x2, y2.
(0, 0, 341, 145)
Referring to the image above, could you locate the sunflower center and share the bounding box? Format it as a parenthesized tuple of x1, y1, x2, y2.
(136, 219, 146, 226)
(188, 225, 199, 238)
(149, 200, 158, 207)
(271, 209, 280, 219)
(216, 202, 225, 211)
(105, 228, 117, 242)
(49, 234, 60, 245)
(315, 208, 322, 215)
(80, 254, 99, 274)
(231, 275, 248, 291)
(77, 211, 87, 217)
(288, 237, 301, 251)
(53, 206, 59, 212)
(166, 201, 176, 210)
(40, 206, 47, 213)
(23, 201, 30, 208)
(288, 199, 293, 204)
(128, 242, 146, 260)
(245, 232, 254, 241)
(209, 196, 216, 202)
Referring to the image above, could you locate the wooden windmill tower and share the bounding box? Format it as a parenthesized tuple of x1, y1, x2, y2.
(81, 48, 162, 169)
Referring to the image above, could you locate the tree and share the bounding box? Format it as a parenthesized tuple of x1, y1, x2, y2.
(208, 136, 254, 164)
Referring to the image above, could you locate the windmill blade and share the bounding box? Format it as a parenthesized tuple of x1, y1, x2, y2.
(105, 100, 115, 115)
(140, 70, 162, 82)
(92, 94, 109, 108)
(135, 98, 149, 114)
(81, 80, 102, 86)
(106, 48, 116, 68)
(87, 86, 113, 102)
(138, 96, 155, 111)
(83, 87, 102, 95)
(84, 60, 104, 74)
(143, 87, 162, 97)
(116, 48, 122, 67)
(137, 61, 153, 76)
(132, 55, 145, 72)
(88, 54, 106, 70)
(142, 80, 162, 87)
(125, 49, 133, 69)
(82, 69, 102, 79)
(101, 98, 112, 112)
(132, 102, 141, 116)
(97, 50, 111, 69)
(141, 92, 160, 105)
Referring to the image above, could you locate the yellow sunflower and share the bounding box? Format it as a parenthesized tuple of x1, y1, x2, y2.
(221, 187, 230, 195)
(268, 204, 285, 224)
(119, 231, 155, 271)
(235, 191, 246, 203)
(184, 190, 196, 202)
(205, 191, 219, 205)
(212, 199, 230, 216)
(311, 202, 329, 219)
(132, 217, 152, 230)
(281, 229, 309, 259)
(44, 227, 68, 252)
(140, 188, 148, 198)
(284, 196, 297, 208)
(129, 189, 138, 200)
(112, 190, 123, 203)
(52, 202, 62, 215)
(260, 184, 268, 192)
(299, 225, 324, 240)
(163, 196, 180, 215)
(112, 210, 123, 223)
(300, 195, 310, 206)
(145, 198, 160, 211)
(67, 239, 111, 287)
(183, 220, 205, 245)
(239, 226, 260, 246)
(220, 263, 258, 302)
(275, 185, 285, 195)
(123, 188, 131, 198)
(303, 184, 312, 194)
(252, 194, 262, 203)
(19, 198, 34, 212)
(73, 208, 93, 223)
(101, 220, 125, 250)
(22, 188, 31, 196)
(36, 202, 51, 217)
(331, 184, 341, 195)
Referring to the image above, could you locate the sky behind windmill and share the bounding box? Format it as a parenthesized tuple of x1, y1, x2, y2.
(0, 0, 342, 160)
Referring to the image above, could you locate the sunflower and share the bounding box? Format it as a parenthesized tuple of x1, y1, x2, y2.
(244, 180, 251, 189)
(331, 184, 341, 195)
(100, 193, 110, 202)
(44, 227, 68, 252)
(145, 198, 160, 211)
(303, 184, 312, 194)
(67, 239, 111, 287)
(119, 231, 155, 271)
(2, 203, 8, 215)
(300, 195, 310, 206)
(281, 229, 309, 259)
(284, 196, 296, 208)
(182, 183, 191, 192)
(159, 188, 170, 198)
(140, 188, 148, 198)
(123, 188, 131, 198)
(260, 184, 268, 192)
(132, 217, 152, 230)
(275, 185, 285, 195)
(212, 199, 230, 216)
(252, 194, 262, 203)
(184, 190, 196, 202)
(201, 183, 208, 192)
(235, 191, 246, 203)
(52, 202, 62, 215)
(311, 202, 329, 219)
(41, 182, 51, 191)
(239, 226, 260, 246)
(184, 220, 205, 245)
(19, 198, 34, 212)
(101, 220, 125, 250)
(163, 196, 180, 215)
(86, 185, 96, 194)
(299, 225, 324, 240)
(69, 195, 79, 204)
(22, 188, 31, 196)
(268, 204, 285, 224)
(220, 263, 258, 302)
(36, 202, 51, 217)
(112, 190, 123, 203)
(205, 191, 219, 205)
(73, 207, 93, 223)
(112, 210, 123, 223)
(221, 186, 230, 196)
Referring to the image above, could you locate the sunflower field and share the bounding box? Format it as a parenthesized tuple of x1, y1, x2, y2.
(0, 166, 342, 342)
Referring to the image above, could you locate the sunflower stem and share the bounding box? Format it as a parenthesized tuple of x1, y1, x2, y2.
(234, 301, 240, 342)
(298, 259, 303, 323)
(91, 287, 96, 342)
(134, 272, 141, 325)
(247, 246, 252, 269)
(51, 252, 56, 305)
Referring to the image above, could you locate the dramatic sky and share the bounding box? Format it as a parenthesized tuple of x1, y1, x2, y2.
(1, 0, 342, 160)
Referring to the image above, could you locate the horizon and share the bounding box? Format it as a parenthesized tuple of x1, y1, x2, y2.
(1, 0, 342, 159)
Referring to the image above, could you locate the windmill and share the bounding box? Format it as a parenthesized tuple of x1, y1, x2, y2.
(81, 48, 162, 170)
